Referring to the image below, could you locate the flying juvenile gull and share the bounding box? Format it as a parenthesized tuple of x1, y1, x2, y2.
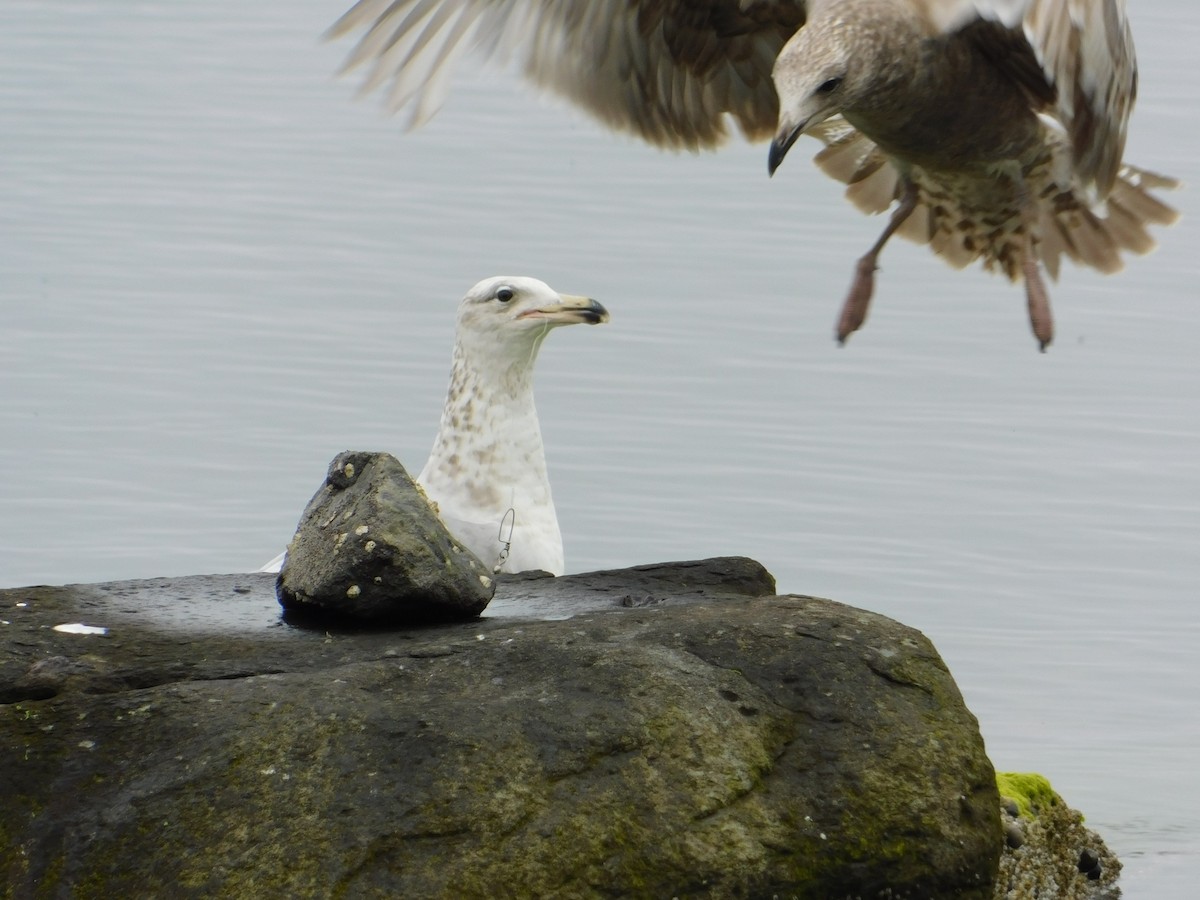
(263, 276, 608, 576)
(766, 0, 1179, 350)
(326, 0, 1177, 350)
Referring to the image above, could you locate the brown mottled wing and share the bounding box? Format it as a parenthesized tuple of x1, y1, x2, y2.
(327, 0, 807, 149)
(931, 0, 1137, 196)
(1022, 0, 1136, 195)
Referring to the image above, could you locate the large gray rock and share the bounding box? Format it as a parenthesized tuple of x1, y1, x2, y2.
(1, 558, 1000, 898)
(277, 450, 495, 622)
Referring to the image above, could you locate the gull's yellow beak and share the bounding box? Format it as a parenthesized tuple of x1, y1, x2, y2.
(518, 294, 610, 325)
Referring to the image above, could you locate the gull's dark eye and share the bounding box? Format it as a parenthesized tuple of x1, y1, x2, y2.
(816, 77, 842, 94)
(496, 287, 515, 303)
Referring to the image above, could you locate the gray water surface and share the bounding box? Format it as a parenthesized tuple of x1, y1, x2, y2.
(2, 1, 1198, 893)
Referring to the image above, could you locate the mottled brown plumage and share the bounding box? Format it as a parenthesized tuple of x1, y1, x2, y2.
(328, 0, 1178, 348)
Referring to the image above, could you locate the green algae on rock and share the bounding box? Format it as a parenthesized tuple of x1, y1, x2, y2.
(994, 772, 1122, 900)
(996, 772, 1061, 820)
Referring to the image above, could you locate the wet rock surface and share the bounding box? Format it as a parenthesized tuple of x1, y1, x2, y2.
(1, 558, 1001, 898)
(276, 451, 495, 623)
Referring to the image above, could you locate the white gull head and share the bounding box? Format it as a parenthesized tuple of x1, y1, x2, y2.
(416, 276, 609, 576)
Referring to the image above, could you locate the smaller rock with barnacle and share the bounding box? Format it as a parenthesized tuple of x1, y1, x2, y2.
(276, 451, 495, 623)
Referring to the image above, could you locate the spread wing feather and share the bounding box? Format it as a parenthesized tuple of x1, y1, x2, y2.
(927, 0, 1137, 195)
(329, 0, 807, 149)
